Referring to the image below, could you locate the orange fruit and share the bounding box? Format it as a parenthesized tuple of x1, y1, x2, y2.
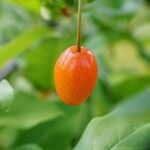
(54, 45, 98, 105)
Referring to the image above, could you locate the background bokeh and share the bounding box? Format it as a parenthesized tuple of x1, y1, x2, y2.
(0, 0, 150, 150)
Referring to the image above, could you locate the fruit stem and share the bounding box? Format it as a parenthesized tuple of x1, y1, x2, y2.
(76, 0, 82, 52)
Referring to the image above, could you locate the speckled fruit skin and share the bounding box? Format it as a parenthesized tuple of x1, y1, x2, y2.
(54, 45, 98, 105)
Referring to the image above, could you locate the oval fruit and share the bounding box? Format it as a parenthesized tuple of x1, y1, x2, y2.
(54, 45, 98, 105)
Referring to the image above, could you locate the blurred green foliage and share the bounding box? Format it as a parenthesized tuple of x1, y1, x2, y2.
(0, 80, 14, 110)
(0, 0, 150, 150)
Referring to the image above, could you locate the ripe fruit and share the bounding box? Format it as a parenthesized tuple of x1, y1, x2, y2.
(54, 45, 98, 105)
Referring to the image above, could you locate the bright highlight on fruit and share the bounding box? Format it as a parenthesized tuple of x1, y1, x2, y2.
(54, 46, 98, 105)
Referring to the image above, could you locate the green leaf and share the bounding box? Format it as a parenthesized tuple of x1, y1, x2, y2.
(113, 75, 150, 101)
(25, 35, 75, 90)
(25, 37, 64, 90)
(0, 79, 14, 110)
(0, 26, 49, 68)
(0, 1, 31, 44)
(13, 143, 43, 150)
(111, 124, 150, 149)
(86, 0, 95, 3)
(0, 92, 63, 129)
(89, 80, 113, 117)
(0, 127, 18, 149)
(89, 0, 141, 19)
(13, 103, 88, 150)
(12, 0, 41, 13)
(74, 87, 150, 150)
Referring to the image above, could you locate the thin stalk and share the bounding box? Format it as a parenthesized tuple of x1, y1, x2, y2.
(76, 0, 82, 52)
